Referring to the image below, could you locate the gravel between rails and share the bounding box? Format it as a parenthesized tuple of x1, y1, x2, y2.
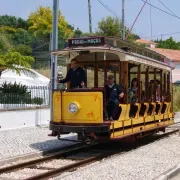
(49, 133, 180, 180)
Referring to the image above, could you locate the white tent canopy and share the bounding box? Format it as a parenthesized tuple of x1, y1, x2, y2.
(0, 68, 50, 86)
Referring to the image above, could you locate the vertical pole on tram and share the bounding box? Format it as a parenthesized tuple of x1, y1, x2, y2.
(88, 0, 92, 34)
(122, 0, 125, 40)
(50, 0, 59, 122)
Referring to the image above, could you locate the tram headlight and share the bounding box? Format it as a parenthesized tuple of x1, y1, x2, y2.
(68, 102, 79, 114)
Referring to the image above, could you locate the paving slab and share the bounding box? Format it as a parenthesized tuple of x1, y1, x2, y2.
(0, 125, 77, 162)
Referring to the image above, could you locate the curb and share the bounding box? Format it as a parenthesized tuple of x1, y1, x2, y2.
(155, 163, 180, 180)
(0, 143, 79, 166)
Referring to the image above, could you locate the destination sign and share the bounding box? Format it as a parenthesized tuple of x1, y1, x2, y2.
(68, 37, 105, 47)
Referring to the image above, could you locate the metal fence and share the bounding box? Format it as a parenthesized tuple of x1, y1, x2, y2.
(0, 86, 50, 110)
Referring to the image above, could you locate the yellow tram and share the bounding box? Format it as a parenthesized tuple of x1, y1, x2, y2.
(49, 36, 175, 143)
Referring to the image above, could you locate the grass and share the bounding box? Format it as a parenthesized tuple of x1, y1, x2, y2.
(173, 85, 180, 112)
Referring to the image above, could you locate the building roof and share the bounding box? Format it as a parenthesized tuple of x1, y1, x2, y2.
(136, 39, 157, 45)
(152, 48, 180, 62)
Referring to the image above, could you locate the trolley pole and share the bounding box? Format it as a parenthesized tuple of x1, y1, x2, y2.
(50, 0, 59, 121)
(122, 0, 125, 40)
(88, 0, 92, 34)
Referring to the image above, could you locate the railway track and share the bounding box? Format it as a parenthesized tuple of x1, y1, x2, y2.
(0, 128, 179, 180)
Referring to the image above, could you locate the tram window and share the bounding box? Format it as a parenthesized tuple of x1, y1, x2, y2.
(81, 64, 94, 88)
(116, 72, 119, 84)
(129, 66, 138, 87)
(87, 68, 94, 88)
(98, 70, 104, 87)
(98, 63, 105, 87)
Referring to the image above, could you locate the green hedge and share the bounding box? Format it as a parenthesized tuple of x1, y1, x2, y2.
(0, 82, 44, 105)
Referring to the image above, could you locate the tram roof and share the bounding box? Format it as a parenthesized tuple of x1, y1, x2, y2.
(51, 36, 175, 71)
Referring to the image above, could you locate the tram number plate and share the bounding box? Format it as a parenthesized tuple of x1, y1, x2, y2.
(68, 37, 105, 47)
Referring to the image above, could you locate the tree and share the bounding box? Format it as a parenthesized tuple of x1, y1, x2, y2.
(11, 44, 32, 56)
(96, 16, 122, 37)
(9, 29, 36, 45)
(0, 33, 13, 53)
(74, 28, 83, 38)
(0, 15, 28, 29)
(156, 37, 180, 50)
(0, 26, 36, 45)
(0, 51, 34, 77)
(28, 6, 74, 39)
(96, 16, 140, 41)
(0, 33, 34, 77)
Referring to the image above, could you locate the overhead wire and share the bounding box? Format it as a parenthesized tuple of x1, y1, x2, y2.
(141, 0, 180, 20)
(125, 0, 147, 40)
(32, 42, 50, 50)
(141, 31, 180, 39)
(157, 0, 177, 17)
(96, 0, 142, 36)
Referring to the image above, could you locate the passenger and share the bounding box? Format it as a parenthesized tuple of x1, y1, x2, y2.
(58, 59, 86, 89)
(105, 75, 124, 120)
(155, 80, 164, 102)
(129, 78, 138, 103)
(149, 80, 155, 101)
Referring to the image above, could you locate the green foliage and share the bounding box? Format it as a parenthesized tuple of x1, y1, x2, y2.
(96, 16, 122, 37)
(156, 37, 180, 50)
(0, 32, 35, 77)
(0, 33, 13, 52)
(95, 16, 140, 41)
(0, 82, 44, 105)
(28, 6, 74, 39)
(9, 29, 36, 45)
(0, 51, 34, 70)
(173, 85, 180, 112)
(31, 97, 43, 105)
(0, 82, 29, 94)
(11, 44, 32, 56)
(0, 51, 34, 77)
(0, 27, 37, 45)
(74, 28, 83, 38)
(0, 82, 31, 104)
(0, 15, 28, 29)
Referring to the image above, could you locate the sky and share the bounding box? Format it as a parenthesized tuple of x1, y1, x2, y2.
(0, 0, 180, 41)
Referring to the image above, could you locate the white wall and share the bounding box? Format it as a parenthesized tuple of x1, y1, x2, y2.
(0, 108, 50, 131)
(172, 62, 180, 83)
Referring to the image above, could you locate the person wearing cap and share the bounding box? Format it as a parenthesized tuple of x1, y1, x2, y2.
(58, 59, 86, 89)
(105, 75, 124, 120)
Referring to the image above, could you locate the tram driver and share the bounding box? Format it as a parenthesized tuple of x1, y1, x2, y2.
(105, 75, 124, 120)
(58, 59, 87, 89)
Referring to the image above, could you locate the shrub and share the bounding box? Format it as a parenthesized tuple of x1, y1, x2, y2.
(0, 82, 31, 104)
(0, 82, 29, 94)
(31, 97, 43, 105)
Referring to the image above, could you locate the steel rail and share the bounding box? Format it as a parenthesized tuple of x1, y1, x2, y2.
(25, 151, 113, 180)
(0, 129, 179, 180)
(0, 143, 84, 174)
(25, 129, 180, 180)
